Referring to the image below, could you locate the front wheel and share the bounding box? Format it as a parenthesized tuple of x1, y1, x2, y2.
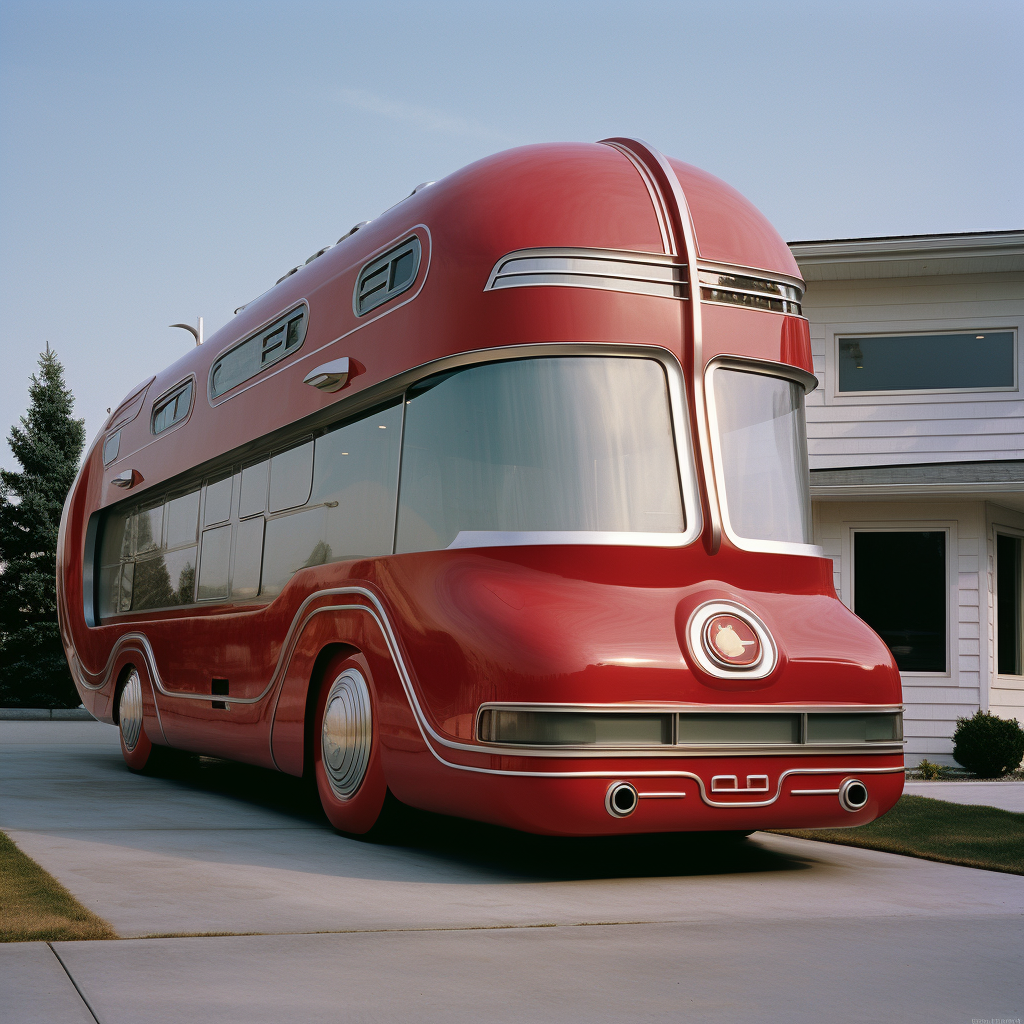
(312, 653, 387, 834)
(118, 668, 155, 771)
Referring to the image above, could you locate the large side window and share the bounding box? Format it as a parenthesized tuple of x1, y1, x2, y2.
(261, 406, 402, 596)
(853, 530, 947, 673)
(97, 489, 200, 616)
(997, 533, 1023, 677)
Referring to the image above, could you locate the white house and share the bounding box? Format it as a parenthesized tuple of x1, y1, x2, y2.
(789, 230, 1024, 765)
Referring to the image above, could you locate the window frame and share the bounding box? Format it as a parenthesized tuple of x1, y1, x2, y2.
(826, 320, 1020, 403)
(208, 302, 309, 404)
(353, 236, 422, 317)
(150, 377, 196, 436)
(842, 522, 956, 680)
(704, 355, 822, 558)
(994, 524, 1024, 681)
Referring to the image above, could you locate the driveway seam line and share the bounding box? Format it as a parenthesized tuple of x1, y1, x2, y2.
(47, 942, 102, 1024)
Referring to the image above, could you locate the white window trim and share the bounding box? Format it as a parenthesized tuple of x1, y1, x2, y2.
(824, 317, 1021, 405)
(841, 521, 957, 682)
(992, 521, 1024, 685)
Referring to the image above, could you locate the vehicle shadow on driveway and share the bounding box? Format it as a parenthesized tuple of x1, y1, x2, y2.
(147, 750, 813, 882)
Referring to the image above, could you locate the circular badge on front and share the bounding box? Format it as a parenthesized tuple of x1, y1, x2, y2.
(703, 614, 761, 668)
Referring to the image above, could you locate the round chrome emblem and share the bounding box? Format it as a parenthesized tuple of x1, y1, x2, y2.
(703, 614, 761, 668)
(321, 668, 373, 799)
(685, 601, 777, 680)
(119, 669, 144, 752)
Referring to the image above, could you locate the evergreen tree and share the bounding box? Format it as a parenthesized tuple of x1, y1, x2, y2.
(0, 346, 85, 707)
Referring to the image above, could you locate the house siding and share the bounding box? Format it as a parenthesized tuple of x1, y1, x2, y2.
(804, 271, 1024, 471)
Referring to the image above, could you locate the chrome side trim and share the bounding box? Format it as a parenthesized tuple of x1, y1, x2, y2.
(448, 530, 692, 550)
(791, 788, 841, 796)
(484, 248, 687, 299)
(75, 588, 905, 802)
(601, 142, 676, 255)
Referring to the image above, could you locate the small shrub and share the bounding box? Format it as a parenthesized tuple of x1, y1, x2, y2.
(916, 759, 945, 780)
(952, 711, 1024, 778)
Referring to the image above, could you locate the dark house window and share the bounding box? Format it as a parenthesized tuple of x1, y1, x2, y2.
(838, 332, 1015, 393)
(997, 533, 1023, 676)
(854, 531, 947, 673)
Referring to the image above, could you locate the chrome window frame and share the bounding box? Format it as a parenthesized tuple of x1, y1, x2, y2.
(208, 301, 310, 405)
(705, 355, 822, 558)
(397, 344, 703, 551)
(150, 376, 196, 437)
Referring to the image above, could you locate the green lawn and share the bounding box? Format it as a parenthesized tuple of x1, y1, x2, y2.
(773, 794, 1024, 875)
(0, 831, 115, 942)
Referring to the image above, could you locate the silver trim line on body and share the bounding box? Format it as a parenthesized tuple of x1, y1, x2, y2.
(484, 248, 688, 300)
(74, 586, 905, 805)
(600, 138, 724, 555)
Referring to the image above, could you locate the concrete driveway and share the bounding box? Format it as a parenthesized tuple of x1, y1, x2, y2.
(2, 721, 1022, 1023)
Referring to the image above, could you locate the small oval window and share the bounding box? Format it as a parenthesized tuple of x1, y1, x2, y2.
(102, 431, 121, 466)
(354, 236, 422, 316)
(152, 380, 194, 435)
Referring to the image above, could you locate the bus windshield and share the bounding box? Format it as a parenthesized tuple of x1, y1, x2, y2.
(395, 356, 686, 551)
(712, 367, 812, 546)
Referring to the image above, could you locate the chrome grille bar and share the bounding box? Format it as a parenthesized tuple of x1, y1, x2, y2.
(485, 248, 688, 299)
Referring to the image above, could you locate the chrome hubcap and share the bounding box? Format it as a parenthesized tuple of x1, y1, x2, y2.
(321, 669, 372, 799)
(119, 670, 143, 752)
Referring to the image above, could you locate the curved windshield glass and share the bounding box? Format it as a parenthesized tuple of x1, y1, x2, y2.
(712, 368, 811, 546)
(396, 356, 685, 551)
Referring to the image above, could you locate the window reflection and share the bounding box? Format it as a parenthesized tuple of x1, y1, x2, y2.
(713, 369, 811, 546)
(395, 358, 683, 552)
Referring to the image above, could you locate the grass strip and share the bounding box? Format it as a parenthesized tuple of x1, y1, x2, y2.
(0, 831, 116, 942)
(773, 794, 1024, 875)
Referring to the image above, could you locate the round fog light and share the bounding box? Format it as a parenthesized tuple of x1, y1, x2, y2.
(839, 778, 869, 812)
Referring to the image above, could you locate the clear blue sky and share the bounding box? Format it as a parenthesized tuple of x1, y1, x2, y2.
(2, 0, 1022, 472)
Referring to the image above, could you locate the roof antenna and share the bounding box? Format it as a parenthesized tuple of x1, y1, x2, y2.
(170, 317, 203, 346)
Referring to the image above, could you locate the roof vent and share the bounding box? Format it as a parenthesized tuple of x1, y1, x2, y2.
(337, 221, 371, 244)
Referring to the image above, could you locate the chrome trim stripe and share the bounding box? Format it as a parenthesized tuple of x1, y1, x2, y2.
(601, 138, 723, 554)
(75, 587, 904, 803)
(791, 788, 841, 796)
(448, 530, 692, 550)
(484, 248, 688, 300)
(601, 143, 676, 255)
(476, 702, 905, 714)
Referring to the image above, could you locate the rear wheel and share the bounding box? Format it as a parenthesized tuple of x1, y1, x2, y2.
(312, 653, 387, 834)
(118, 668, 154, 771)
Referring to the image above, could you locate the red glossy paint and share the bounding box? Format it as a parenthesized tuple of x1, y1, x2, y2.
(57, 141, 903, 837)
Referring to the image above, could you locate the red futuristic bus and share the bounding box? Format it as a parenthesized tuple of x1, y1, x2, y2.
(57, 139, 904, 836)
